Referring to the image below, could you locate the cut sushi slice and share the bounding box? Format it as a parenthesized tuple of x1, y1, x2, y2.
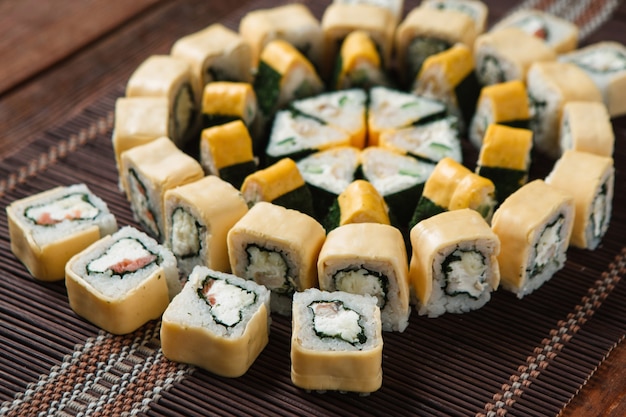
(324, 179, 390, 231)
(367, 86, 447, 146)
(120, 137, 204, 241)
(468, 80, 530, 148)
(409, 208, 500, 317)
(421, 0, 488, 35)
(331, 30, 390, 91)
(240, 158, 316, 217)
(360, 147, 436, 229)
(378, 116, 462, 165)
(546, 150, 614, 250)
(160, 266, 271, 377)
(199, 120, 257, 189)
(200, 81, 258, 131)
(291, 288, 383, 393)
(491, 180, 575, 298)
(164, 176, 249, 276)
(332, 0, 405, 24)
(228, 202, 326, 315)
(65, 226, 179, 335)
(475, 124, 533, 205)
(318, 223, 409, 332)
(6, 184, 118, 282)
(559, 101, 614, 158)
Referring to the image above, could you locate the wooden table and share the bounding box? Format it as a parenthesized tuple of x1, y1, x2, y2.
(1, 1, 625, 416)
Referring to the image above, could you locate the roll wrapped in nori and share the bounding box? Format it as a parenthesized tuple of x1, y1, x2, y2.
(323, 179, 390, 231)
(331, 30, 390, 91)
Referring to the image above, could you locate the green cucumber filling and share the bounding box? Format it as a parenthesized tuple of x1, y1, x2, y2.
(308, 300, 366, 346)
(25, 193, 99, 226)
(333, 267, 389, 309)
(406, 37, 451, 86)
(479, 54, 506, 85)
(441, 248, 489, 299)
(591, 181, 610, 239)
(197, 275, 256, 328)
(573, 49, 626, 74)
(128, 168, 160, 239)
(254, 61, 282, 115)
(528, 214, 566, 278)
(245, 244, 295, 295)
(173, 82, 196, 141)
(170, 207, 202, 259)
(87, 237, 158, 278)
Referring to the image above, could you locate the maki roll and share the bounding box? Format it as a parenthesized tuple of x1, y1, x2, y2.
(331, 30, 390, 91)
(546, 150, 614, 250)
(318, 223, 409, 332)
(559, 41, 626, 118)
(526, 61, 603, 159)
(199, 120, 257, 189)
(65, 226, 179, 335)
(291, 288, 383, 394)
(475, 124, 533, 205)
(332, 0, 405, 24)
(473, 27, 555, 86)
(200, 81, 258, 132)
(491, 180, 575, 298)
(6, 184, 117, 282)
(468, 80, 530, 148)
(228, 202, 326, 315)
(409, 208, 500, 318)
(240, 158, 316, 217)
(125, 55, 197, 147)
(324, 179, 390, 231)
(120, 137, 204, 241)
(163, 176, 249, 276)
(367, 86, 447, 147)
(559, 101, 614, 158)
(160, 266, 271, 377)
(378, 116, 462, 165)
(421, 0, 488, 35)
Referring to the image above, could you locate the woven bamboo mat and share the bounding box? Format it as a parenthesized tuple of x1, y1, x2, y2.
(1, 1, 625, 416)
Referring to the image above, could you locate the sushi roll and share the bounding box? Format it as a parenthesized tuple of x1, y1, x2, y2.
(559, 101, 614, 158)
(239, 4, 324, 71)
(289, 89, 368, 149)
(65, 226, 179, 335)
(526, 61, 603, 159)
(378, 116, 462, 165)
(199, 120, 257, 189)
(160, 266, 271, 377)
(6, 184, 118, 282)
(228, 202, 326, 315)
(332, 0, 405, 24)
(125, 55, 197, 147)
(290, 288, 383, 393)
(163, 176, 249, 277)
(421, 0, 488, 35)
(475, 124, 533, 205)
(318, 223, 409, 332)
(360, 147, 436, 229)
(546, 150, 614, 250)
(120, 137, 204, 241)
(491, 180, 575, 298)
(468, 80, 530, 148)
(170, 23, 253, 102)
(253, 39, 324, 120)
(412, 43, 481, 131)
(367, 86, 447, 147)
(409, 208, 500, 318)
(558, 41, 626, 118)
(331, 30, 390, 91)
(296, 146, 361, 223)
(395, 5, 478, 87)
(200, 81, 258, 131)
(324, 179, 390, 231)
(473, 27, 556, 86)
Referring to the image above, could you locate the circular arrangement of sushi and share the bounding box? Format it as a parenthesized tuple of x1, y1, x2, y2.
(6, 0, 622, 394)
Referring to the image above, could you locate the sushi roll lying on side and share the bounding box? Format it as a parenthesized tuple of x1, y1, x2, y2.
(318, 223, 410, 332)
(546, 150, 614, 250)
(120, 137, 204, 241)
(409, 209, 500, 318)
(291, 288, 383, 394)
(200, 81, 258, 132)
(7, 184, 118, 282)
(199, 120, 257, 189)
(331, 30, 390, 91)
(228, 202, 326, 315)
(324, 179, 390, 231)
(526, 61, 603, 158)
(65, 226, 179, 335)
(468, 80, 530, 148)
(163, 176, 249, 277)
(559, 101, 614, 158)
(160, 266, 271, 377)
(559, 41, 626, 118)
(491, 180, 575, 298)
(420, 0, 488, 35)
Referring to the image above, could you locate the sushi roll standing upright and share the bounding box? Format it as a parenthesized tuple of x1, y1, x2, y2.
(559, 101, 614, 158)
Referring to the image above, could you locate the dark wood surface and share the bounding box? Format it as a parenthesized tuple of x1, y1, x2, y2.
(1, 1, 625, 415)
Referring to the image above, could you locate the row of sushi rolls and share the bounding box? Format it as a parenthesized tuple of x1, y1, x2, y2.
(6, 0, 623, 394)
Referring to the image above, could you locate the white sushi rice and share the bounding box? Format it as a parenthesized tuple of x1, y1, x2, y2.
(297, 147, 361, 195)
